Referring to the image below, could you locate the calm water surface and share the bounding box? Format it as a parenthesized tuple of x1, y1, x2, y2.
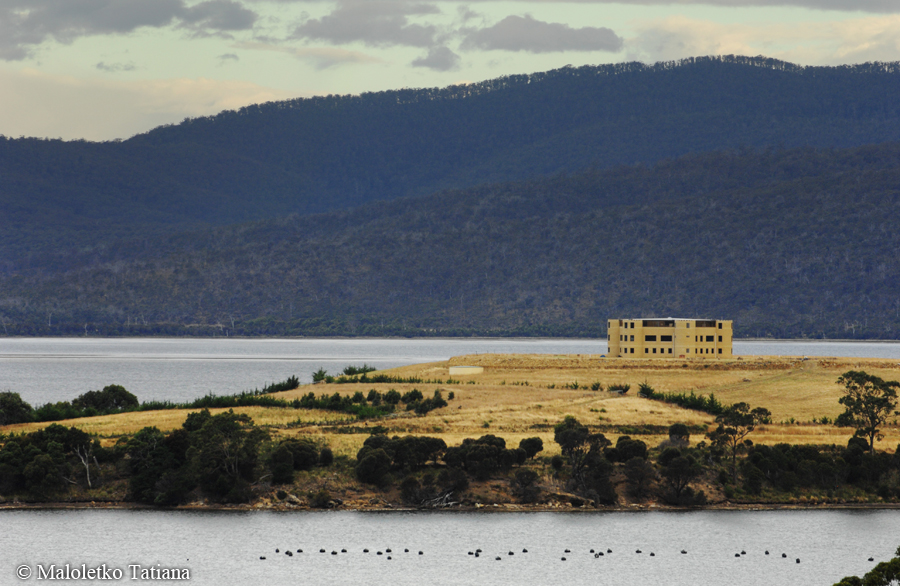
(1, 338, 899, 405)
(0, 509, 896, 585)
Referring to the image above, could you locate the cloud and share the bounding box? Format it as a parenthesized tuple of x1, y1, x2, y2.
(627, 14, 900, 64)
(461, 15, 623, 53)
(292, 0, 440, 48)
(179, 0, 257, 34)
(234, 41, 382, 69)
(437, 0, 900, 14)
(217, 53, 240, 64)
(0, 66, 296, 140)
(411, 46, 460, 70)
(0, 0, 259, 61)
(96, 61, 137, 72)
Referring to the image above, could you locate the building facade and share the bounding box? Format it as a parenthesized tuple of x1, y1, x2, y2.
(607, 318, 733, 358)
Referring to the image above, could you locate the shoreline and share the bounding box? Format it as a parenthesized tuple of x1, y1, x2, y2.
(3, 501, 900, 513)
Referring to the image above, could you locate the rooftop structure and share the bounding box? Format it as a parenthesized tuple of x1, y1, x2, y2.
(607, 318, 732, 358)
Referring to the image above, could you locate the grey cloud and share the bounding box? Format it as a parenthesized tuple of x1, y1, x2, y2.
(292, 1, 439, 48)
(218, 52, 240, 62)
(461, 15, 623, 53)
(180, 0, 257, 32)
(96, 60, 137, 72)
(0, 0, 259, 61)
(441, 0, 899, 14)
(411, 46, 460, 70)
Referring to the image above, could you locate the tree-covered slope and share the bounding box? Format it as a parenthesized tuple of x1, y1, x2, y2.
(2, 143, 899, 339)
(5, 55, 900, 267)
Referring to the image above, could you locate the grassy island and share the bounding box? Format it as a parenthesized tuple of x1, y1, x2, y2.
(1, 354, 899, 511)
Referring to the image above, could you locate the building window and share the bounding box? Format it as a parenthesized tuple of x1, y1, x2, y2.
(660, 335, 672, 342)
(630, 335, 634, 342)
(668, 348, 672, 354)
(645, 335, 657, 342)
(718, 323, 723, 329)
(718, 336, 722, 342)
(653, 348, 657, 354)
(706, 335, 714, 342)
(645, 348, 648, 354)
(718, 348, 722, 354)
(631, 348, 635, 354)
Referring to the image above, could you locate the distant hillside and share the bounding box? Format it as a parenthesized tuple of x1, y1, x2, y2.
(5, 55, 900, 268)
(2, 143, 899, 339)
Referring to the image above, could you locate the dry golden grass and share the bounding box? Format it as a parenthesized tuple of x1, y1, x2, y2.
(5, 354, 899, 454)
(3, 407, 352, 439)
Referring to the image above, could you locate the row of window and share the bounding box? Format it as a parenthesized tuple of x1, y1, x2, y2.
(614, 347, 724, 355)
(610, 321, 726, 330)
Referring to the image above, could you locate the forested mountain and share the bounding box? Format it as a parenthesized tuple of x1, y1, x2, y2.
(5, 55, 900, 268)
(2, 143, 899, 339)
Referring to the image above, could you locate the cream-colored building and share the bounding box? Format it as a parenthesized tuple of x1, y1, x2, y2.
(607, 318, 732, 358)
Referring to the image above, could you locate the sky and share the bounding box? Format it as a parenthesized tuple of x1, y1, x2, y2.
(2, 0, 900, 141)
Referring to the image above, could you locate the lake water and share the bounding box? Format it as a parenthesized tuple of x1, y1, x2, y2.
(1, 338, 899, 405)
(3, 339, 900, 585)
(0, 508, 896, 585)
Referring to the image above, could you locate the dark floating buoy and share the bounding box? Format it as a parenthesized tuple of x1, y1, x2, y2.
(297, 549, 303, 553)
(522, 549, 528, 553)
(650, 553, 655, 557)
(468, 552, 474, 556)
(598, 552, 604, 557)
(564, 549, 571, 553)
(735, 554, 741, 558)
(259, 556, 266, 560)
(590, 549, 595, 553)
(275, 549, 280, 553)
(796, 559, 801, 564)
(561, 557, 567, 561)
(869, 558, 875, 562)
(741, 550, 747, 555)
(607, 549, 612, 553)
(387, 556, 392, 560)
(341, 549, 347, 553)
(475, 553, 480, 558)
(681, 550, 687, 555)
(476, 549, 482, 553)
(508, 552, 514, 556)
(765, 551, 769, 555)
(363, 549, 369, 553)
(636, 550, 642, 554)
(496, 556, 502, 561)
(331, 551, 337, 555)
(377, 551, 383, 556)
(782, 553, 787, 558)
(320, 549, 326, 553)
(418, 551, 423, 555)
(286, 551, 293, 557)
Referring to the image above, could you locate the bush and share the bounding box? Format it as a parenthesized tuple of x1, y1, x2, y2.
(551, 455, 564, 471)
(312, 368, 328, 383)
(0, 391, 33, 425)
(401, 389, 424, 404)
(268, 444, 295, 484)
(284, 440, 320, 471)
(319, 447, 334, 467)
(519, 437, 544, 459)
(355, 448, 392, 486)
(309, 489, 333, 508)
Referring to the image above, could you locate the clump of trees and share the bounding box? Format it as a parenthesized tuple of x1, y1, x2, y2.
(0, 385, 141, 424)
(0, 423, 107, 497)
